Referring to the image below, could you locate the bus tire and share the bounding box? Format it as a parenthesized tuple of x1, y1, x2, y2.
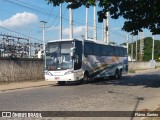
(83, 72, 89, 84)
(109, 76, 114, 80)
(58, 81, 66, 86)
(118, 69, 122, 79)
(109, 69, 119, 80)
(115, 69, 119, 79)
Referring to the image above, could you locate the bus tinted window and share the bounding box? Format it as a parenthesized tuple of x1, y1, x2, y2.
(115, 47, 120, 56)
(119, 47, 124, 56)
(123, 48, 127, 56)
(92, 43, 101, 56)
(84, 42, 93, 55)
(101, 45, 107, 56)
(101, 45, 114, 56)
(109, 46, 115, 56)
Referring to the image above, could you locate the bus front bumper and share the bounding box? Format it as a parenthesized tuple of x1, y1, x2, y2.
(45, 72, 83, 82)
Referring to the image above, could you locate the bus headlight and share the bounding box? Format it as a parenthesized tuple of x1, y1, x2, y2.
(65, 70, 73, 75)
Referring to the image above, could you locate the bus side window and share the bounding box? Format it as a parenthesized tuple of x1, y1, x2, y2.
(92, 43, 101, 56)
(115, 47, 120, 56)
(84, 42, 93, 55)
(109, 46, 115, 56)
(119, 48, 124, 57)
(101, 45, 105, 56)
(74, 41, 82, 70)
(124, 48, 127, 56)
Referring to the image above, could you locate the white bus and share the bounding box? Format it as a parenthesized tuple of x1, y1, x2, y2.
(45, 39, 128, 85)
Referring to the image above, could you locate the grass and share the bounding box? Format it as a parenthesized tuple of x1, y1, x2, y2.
(129, 69, 136, 73)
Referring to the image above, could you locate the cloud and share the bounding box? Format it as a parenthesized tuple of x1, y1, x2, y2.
(47, 25, 59, 31)
(0, 12, 38, 28)
(63, 26, 92, 35)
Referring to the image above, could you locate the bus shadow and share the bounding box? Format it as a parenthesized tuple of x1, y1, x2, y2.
(52, 81, 84, 86)
(52, 78, 106, 86)
(89, 73, 160, 88)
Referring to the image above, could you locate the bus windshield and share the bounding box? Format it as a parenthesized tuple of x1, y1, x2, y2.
(46, 41, 74, 70)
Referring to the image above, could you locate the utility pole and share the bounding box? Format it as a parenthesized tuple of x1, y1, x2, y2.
(60, 3, 62, 39)
(69, 5, 73, 39)
(104, 12, 109, 44)
(28, 37, 31, 58)
(93, 4, 97, 40)
(28, 24, 31, 58)
(131, 34, 133, 62)
(102, 19, 104, 41)
(140, 32, 144, 61)
(40, 21, 47, 53)
(85, 7, 88, 40)
(106, 12, 109, 44)
(103, 19, 106, 42)
(40, 20, 47, 68)
(149, 35, 156, 69)
(126, 33, 129, 54)
(152, 36, 155, 60)
(136, 34, 138, 61)
(149, 36, 156, 68)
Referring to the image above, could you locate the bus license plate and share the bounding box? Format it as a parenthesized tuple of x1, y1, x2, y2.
(55, 77, 60, 80)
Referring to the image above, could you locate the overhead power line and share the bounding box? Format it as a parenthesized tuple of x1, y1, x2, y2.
(0, 26, 42, 42)
(5, 0, 54, 17)
(5, 0, 104, 29)
(3, 0, 126, 42)
(16, 0, 48, 12)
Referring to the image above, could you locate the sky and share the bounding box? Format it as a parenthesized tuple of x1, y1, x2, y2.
(0, 0, 159, 45)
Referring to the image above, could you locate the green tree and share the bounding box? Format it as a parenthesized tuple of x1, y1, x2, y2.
(47, 0, 160, 35)
(128, 37, 160, 61)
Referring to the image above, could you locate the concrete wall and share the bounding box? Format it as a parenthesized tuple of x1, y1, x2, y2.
(128, 61, 160, 70)
(156, 62, 160, 67)
(0, 58, 44, 83)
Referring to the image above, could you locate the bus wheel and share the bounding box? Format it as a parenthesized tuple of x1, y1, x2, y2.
(83, 73, 89, 84)
(58, 81, 66, 86)
(115, 70, 119, 79)
(118, 70, 122, 79)
(109, 76, 114, 80)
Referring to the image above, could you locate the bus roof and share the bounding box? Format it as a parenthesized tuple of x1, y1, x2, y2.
(47, 39, 81, 43)
(48, 38, 107, 45)
(47, 39, 126, 48)
(85, 39, 127, 48)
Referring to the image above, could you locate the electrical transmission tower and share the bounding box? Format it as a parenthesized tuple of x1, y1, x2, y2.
(0, 33, 43, 58)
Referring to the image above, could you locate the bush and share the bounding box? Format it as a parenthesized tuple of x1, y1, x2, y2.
(129, 69, 135, 73)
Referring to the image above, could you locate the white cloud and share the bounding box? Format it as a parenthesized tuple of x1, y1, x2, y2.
(47, 25, 59, 31)
(0, 12, 38, 28)
(63, 26, 85, 35)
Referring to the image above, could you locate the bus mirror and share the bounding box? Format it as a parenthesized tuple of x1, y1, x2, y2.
(70, 51, 74, 57)
(70, 47, 75, 58)
(46, 50, 49, 54)
(71, 47, 75, 50)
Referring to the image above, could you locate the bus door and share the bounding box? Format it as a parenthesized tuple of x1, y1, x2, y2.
(73, 41, 83, 79)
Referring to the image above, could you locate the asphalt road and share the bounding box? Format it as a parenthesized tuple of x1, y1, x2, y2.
(0, 71, 160, 120)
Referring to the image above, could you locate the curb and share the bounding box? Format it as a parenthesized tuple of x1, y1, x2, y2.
(0, 84, 53, 92)
(0, 81, 56, 92)
(128, 68, 160, 75)
(135, 68, 160, 74)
